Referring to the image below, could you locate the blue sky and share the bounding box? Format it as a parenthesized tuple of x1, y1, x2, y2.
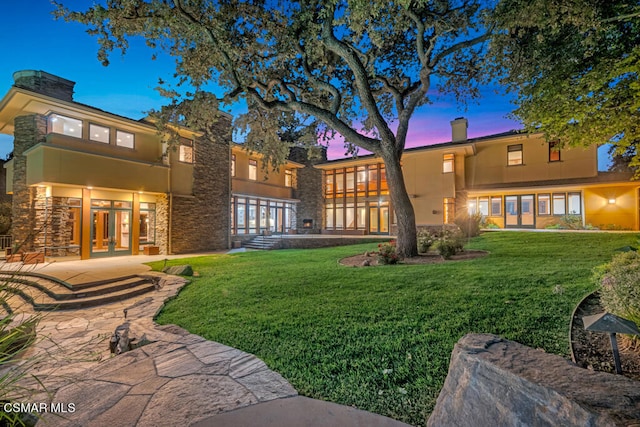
(0, 1, 608, 166)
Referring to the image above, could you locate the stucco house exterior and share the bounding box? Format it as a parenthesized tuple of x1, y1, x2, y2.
(317, 118, 640, 234)
(0, 71, 637, 260)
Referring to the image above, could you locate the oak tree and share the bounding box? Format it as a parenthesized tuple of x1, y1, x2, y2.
(490, 0, 640, 172)
(56, 0, 495, 257)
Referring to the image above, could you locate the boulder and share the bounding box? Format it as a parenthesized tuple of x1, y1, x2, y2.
(428, 333, 640, 427)
(162, 265, 193, 276)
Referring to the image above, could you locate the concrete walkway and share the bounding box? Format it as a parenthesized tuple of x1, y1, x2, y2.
(3, 254, 411, 427)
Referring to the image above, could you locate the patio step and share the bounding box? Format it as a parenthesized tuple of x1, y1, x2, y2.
(243, 235, 281, 250)
(0, 272, 158, 312)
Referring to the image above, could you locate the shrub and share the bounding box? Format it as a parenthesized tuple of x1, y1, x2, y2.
(455, 212, 483, 238)
(593, 251, 640, 344)
(377, 241, 400, 265)
(435, 230, 465, 259)
(417, 229, 435, 253)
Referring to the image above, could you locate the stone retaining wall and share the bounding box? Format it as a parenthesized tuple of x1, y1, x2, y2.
(428, 334, 640, 427)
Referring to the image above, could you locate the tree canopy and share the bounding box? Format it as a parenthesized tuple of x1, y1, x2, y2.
(490, 0, 640, 171)
(56, 0, 496, 257)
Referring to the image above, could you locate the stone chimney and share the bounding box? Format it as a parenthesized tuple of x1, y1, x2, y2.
(12, 70, 75, 102)
(450, 117, 468, 142)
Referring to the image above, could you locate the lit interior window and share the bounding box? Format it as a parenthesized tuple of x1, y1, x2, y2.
(89, 124, 110, 143)
(116, 130, 134, 148)
(48, 114, 82, 138)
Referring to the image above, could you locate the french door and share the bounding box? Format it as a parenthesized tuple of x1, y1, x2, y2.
(90, 200, 132, 257)
(505, 195, 535, 228)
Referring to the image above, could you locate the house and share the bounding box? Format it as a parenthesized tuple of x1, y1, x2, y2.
(0, 71, 636, 261)
(316, 118, 640, 233)
(0, 70, 232, 259)
(0, 70, 325, 260)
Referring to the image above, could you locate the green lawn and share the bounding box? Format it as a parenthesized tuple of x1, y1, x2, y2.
(151, 232, 637, 426)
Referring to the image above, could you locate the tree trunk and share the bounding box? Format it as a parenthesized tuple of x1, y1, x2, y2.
(381, 150, 418, 258)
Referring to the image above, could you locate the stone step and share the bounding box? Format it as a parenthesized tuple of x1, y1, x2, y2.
(1, 273, 158, 311)
(29, 282, 157, 311)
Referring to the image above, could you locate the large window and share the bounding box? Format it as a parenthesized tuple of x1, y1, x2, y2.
(324, 163, 388, 199)
(443, 153, 454, 173)
(116, 130, 135, 148)
(48, 114, 82, 138)
(89, 123, 110, 144)
(249, 159, 257, 180)
(507, 144, 523, 166)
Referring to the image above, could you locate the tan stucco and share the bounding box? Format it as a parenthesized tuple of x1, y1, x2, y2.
(24, 144, 169, 193)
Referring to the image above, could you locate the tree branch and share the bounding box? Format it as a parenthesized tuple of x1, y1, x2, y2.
(319, 4, 395, 145)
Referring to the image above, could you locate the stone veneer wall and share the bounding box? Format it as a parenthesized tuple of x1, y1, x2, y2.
(12, 114, 47, 252)
(13, 70, 75, 102)
(289, 146, 325, 234)
(169, 119, 230, 253)
(155, 194, 169, 255)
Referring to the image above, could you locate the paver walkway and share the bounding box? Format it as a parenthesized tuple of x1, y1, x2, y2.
(2, 255, 410, 427)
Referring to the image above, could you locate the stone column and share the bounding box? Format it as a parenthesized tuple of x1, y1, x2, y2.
(169, 118, 231, 253)
(12, 114, 47, 252)
(289, 146, 325, 234)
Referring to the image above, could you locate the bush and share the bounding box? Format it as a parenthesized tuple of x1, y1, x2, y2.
(435, 230, 465, 259)
(593, 251, 640, 343)
(455, 212, 483, 238)
(417, 229, 435, 253)
(377, 241, 400, 265)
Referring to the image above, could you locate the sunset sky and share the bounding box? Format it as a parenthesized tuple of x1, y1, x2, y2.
(1, 1, 600, 164)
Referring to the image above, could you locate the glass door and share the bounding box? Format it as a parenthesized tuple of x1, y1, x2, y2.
(368, 203, 390, 234)
(90, 200, 132, 257)
(505, 195, 535, 228)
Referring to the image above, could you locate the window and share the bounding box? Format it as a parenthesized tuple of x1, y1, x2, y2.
(139, 203, 156, 245)
(249, 159, 257, 180)
(48, 114, 82, 138)
(285, 169, 293, 187)
(356, 166, 366, 196)
(335, 171, 344, 195)
(568, 193, 581, 214)
(549, 141, 561, 162)
(553, 194, 566, 215)
(468, 198, 478, 215)
(116, 130, 134, 148)
(507, 144, 523, 166)
(345, 168, 355, 195)
(179, 140, 194, 163)
(368, 165, 378, 193)
(443, 153, 454, 173)
(444, 198, 455, 224)
(478, 197, 489, 216)
(89, 123, 110, 143)
(490, 197, 502, 216)
(325, 172, 334, 196)
(231, 154, 236, 177)
(236, 198, 246, 232)
(326, 204, 334, 229)
(538, 194, 551, 215)
(379, 166, 388, 194)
